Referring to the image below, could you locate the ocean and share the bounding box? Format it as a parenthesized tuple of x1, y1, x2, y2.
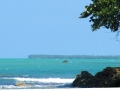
(0, 58, 120, 89)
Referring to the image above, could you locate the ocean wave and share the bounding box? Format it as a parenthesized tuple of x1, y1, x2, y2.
(0, 83, 73, 89)
(0, 84, 55, 89)
(0, 78, 74, 89)
(3, 77, 74, 83)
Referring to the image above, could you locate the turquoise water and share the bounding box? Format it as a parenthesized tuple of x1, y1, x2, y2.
(0, 58, 120, 89)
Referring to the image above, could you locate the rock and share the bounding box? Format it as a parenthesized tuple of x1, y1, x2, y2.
(72, 67, 120, 88)
(94, 67, 120, 87)
(15, 82, 26, 86)
(63, 60, 68, 63)
(109, 79, 120, 87)
(72, 71, 95, 87)
(2, 86, 7, 89)
(81, 71, 93, 78)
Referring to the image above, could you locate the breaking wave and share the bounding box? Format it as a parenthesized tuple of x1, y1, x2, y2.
(3, 77, 74, 83)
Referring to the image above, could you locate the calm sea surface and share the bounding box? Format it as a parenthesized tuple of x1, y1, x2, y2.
(0, 58, 120, 89)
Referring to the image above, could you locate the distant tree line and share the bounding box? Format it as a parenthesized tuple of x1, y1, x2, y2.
(28, 54, 120, 59)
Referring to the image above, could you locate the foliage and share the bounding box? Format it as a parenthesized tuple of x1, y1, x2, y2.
(80, 0, 120, 32)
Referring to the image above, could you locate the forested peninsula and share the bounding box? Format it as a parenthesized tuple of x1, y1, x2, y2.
(28, 55, 120, 59)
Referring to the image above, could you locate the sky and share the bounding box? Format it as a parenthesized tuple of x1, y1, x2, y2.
(0, 0, 120, 58)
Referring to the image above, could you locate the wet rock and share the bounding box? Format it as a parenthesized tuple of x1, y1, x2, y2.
(2, 86, 7, 89)
(109, 79, 120, 87)
(15, 82, 26, 86)
(72, 71, 95, 87)
(72, 67, 120, 87)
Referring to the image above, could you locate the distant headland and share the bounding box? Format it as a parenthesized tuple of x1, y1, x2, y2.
(28, 54, 120, 59)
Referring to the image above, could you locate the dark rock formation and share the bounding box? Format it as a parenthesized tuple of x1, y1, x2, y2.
(72, 71, 95, 87)
(72, 67, 120, 88)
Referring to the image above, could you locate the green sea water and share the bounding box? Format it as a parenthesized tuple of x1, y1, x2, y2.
(0, 58, 120, 89)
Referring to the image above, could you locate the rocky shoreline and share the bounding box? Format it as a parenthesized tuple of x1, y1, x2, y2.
(72, 67, 120, 87)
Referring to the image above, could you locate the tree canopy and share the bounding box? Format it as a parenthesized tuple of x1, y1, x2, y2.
(80, 0, 120, 32)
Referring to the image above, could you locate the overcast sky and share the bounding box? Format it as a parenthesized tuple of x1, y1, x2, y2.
(0, 0, 119, 58)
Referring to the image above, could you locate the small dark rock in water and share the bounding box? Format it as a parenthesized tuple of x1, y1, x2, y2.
(72, 67, 120, 88)
(63, 60, 68, 63)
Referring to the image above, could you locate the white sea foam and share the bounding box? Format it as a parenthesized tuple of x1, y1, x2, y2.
(0, 85, 47, 89)
(0, 84, 72, 89)
(4, 77, 74, 83)
(0, 78, 74, 89)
